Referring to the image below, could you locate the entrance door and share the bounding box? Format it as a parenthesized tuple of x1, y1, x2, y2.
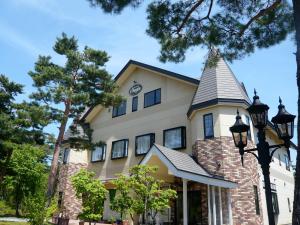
(174, 191, 202, 225)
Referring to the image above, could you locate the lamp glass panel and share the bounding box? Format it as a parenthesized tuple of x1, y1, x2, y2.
(233, 132, 240, 147)
(251, 114, 258, 126)
(280, 123, 288, 137)
(288, 122, 294, 137)
(241, 131, 248, 146)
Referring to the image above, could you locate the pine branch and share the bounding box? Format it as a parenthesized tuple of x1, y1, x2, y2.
(239, 0, 282, 36)
(177, 0, 206, 34)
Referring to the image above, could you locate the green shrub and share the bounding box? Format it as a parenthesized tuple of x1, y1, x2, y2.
(0, 200, 15, 216)
(23, 193, 46, 225)
(71, 169, 108, 225)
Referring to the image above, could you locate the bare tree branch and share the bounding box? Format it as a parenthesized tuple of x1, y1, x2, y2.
(198, 0, 213, 23)
(177, 0, 206, 34)
(239, 0, 282, 36)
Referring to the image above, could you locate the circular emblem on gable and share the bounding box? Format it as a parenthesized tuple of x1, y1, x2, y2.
(129, 83, 142, 96)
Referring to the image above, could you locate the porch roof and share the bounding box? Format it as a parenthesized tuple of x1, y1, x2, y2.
(140, 144, 237, 189)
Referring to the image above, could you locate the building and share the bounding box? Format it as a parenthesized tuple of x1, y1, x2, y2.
(58, 53, 295, 225)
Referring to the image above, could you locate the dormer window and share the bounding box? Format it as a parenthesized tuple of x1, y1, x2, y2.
(112, 100, 126, 118)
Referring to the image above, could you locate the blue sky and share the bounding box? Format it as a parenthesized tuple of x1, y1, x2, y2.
(0, 0, 298, 161)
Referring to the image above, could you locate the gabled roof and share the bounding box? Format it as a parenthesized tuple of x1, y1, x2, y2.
(115, 60, 199, 85)
(187, 53, 251, 117)
(81, 60, 199, 121)
(140, 144, 237, 188)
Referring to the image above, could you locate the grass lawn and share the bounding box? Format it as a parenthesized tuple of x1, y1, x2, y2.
(0, 222, 28, 225)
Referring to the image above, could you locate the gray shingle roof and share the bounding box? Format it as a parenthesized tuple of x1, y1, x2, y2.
(190, 54, 251, 109)
(153, 144, 210, 177)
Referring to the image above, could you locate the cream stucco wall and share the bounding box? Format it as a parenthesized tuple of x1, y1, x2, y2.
(79, 68, 197, 180)
(190, 105, 252, 141)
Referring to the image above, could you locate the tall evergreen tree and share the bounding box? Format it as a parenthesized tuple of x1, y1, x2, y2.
(86, 0, 300, 223)
(0, 75, 48, 185)
(29, 33, 122, 202)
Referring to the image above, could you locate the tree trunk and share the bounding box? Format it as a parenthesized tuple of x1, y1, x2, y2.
(293, 1, 300, 224)
(15, 183, 21, 217)
(0, 148, 13, 186)
(46, 101, 71, 205)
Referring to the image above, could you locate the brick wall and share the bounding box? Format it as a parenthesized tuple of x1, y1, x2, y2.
(58, 163, 87, 219)
(193, 137, 263, 225)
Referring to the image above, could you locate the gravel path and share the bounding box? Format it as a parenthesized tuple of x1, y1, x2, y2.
(0, 217, 29, 222)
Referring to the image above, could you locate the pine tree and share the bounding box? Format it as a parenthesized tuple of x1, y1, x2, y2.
(0, 75, 48, 186)
(29, 33, 122, 202)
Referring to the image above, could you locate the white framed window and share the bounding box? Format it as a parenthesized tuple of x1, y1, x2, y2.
(163, 126, 186, 150)
(111, 139, 129, 159)
(91, 145, 106, 162)
(135, 133, 155, 155)
(63, 148, 70, 164)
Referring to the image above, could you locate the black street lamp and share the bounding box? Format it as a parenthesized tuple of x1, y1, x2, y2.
(229, 90, 295, 225)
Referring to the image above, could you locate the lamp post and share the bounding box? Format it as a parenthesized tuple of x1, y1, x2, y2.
(229, 90, 295, 225)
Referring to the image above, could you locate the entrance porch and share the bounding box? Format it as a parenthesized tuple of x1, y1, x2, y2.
(140, 144, 237, 225)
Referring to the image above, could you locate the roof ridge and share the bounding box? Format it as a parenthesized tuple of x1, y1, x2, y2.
(114, 59, 199, 85)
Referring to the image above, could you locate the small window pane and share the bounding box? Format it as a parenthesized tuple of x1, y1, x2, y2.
(136, 134, 154, 155)
(272, 192, 279, 214)
(112, 100, 127, 117)
(144, 89, 161, 108)
(132, 96, 138, 112)
(164, 127, 185, 149)
(254, 185, 260, 215)
(278, 154, 281, 166)
(111, 140, 128, 159)
(91, 145, 106, 162)
(245, 115, 252, 140)
(63, 148, 70, 164)
(285, 155, 290, 171)
(204, 114, 214, 138)
(155, 89, 161, 104)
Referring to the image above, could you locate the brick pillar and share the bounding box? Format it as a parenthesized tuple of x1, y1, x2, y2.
(58, 163, 87, 219)
(193, 137, 263, 225)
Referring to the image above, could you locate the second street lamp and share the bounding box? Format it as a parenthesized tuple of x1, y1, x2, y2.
(229, 110, 250, 166)
(271, 97, 296, 157)
(229, 90, 295, 225)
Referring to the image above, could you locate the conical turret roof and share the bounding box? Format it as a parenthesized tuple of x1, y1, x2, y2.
(188, 50, 251, 116)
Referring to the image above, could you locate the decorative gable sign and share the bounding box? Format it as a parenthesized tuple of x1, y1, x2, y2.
(129, 83, 142, 96)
